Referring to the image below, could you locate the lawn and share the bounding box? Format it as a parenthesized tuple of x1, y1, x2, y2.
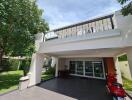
(0, 70, 23, 94)
(122, 77, 132, 91)
(0, 70, 54, 94)
(41, 73, 54, 81)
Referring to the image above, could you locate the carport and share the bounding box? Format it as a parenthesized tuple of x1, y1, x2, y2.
(39, 77, 113, 100)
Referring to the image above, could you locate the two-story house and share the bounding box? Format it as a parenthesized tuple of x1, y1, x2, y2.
(27, 11, 132, 87)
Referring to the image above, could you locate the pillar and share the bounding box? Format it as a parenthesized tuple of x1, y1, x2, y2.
(126, 48, 132, 79)
(114, 56, 123, 84)
(28, 53, 44, 86)
(53, 57, 59, 77)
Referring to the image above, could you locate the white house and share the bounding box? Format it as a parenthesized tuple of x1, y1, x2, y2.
(27, 11, 132, 87)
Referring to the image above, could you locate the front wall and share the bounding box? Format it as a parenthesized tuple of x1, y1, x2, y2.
(104, 57, 116, 75)
(58, 57, 116, 76)
(58, 58, 66, 71)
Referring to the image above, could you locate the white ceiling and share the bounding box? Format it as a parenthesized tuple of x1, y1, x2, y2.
(45, 47, 126, 58)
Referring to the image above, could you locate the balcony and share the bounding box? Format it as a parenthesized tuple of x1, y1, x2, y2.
(45, 14, 116, 41)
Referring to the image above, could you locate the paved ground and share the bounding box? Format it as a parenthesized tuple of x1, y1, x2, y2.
(39, 77, 113, 100)
(0, 86, 77, 100)
(0, 77, 112, 100)
(2, 77, 131, 100)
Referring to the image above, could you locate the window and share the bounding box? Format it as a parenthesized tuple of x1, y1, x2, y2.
(69, 60, 105, 79)
(76, 61, 83, 75)
(85, 61, 93, 76)
(69, 61, 76, 74)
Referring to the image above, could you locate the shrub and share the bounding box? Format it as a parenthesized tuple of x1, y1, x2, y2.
(0, 59, 10, 72)
(118, 54, 128, 62)
(19, 59, 31, 76)
(9, 59, 19, 71)
(44, 67, 55, 75)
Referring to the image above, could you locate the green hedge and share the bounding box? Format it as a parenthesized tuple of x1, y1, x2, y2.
(0, 59, 10, 72)
(118, 54, 128, 62)
(44, 67, 55, 75)
(19, 59, 31, 76)
(9, 59, 19, 71)
(0, 58, 31, 75)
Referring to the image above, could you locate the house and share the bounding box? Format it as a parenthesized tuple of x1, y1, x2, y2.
(27, 10, 132, 87)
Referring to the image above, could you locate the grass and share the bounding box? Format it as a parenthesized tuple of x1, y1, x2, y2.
(0, 70, 23, 94)
(122, 77, 132, 91)
(0, 70, 54, 94)
(41, 73, 54, 81)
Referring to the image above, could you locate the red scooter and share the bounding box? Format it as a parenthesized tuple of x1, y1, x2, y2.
(106, 73, 126, 100)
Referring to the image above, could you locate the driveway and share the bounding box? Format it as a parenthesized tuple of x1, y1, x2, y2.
(39, 77, 112, 100)
(0, 77, 113, 100)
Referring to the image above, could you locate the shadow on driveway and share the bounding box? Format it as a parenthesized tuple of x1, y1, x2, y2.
(39, 77, 113, 100)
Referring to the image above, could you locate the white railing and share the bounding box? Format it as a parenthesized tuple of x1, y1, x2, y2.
(45, 14, 115, 41)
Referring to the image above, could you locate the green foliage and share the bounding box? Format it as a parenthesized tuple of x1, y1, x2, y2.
(9, 59, 19, 71)
(0, 59, 10, 72)
(41, 74, 54, 81)
(122, 76, 132, 91)
(0, 58, 31, 76)
(44, 67, 55, 75)
(20, 59, 31, 76)
(118, 54, 128, 61)
(118, 0, 132, 16)
(0, 0, 49, 63)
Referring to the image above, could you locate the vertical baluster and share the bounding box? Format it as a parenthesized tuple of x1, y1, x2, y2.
(107, 18, 112, 30)
(72, 26, 75, 36)
(83, 24, 86, 35)
(89, 23, 92, 33)
(99, 20, 103, 32)
(92, 22, 96, 33)
(103, 19, 108, 30)
(65, 28, 68, 38)
(67, 28, 69, 37)
(110, 16, 114, 29)
(69, 27, 72, 37)
(96, 21, 99, 32)
(62, 29, 65, 38)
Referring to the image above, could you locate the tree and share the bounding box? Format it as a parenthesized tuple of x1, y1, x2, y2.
(0, 0, 49, 65)
(118, 0, 132, 16)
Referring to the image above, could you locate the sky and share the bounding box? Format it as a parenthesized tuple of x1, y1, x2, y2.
(37, 0, 121, 30)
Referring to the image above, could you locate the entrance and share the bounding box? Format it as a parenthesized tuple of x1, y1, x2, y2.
(69, 60, 105, 79)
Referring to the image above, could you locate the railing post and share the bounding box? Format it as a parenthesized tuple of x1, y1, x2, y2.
(110, 16, 114, 29)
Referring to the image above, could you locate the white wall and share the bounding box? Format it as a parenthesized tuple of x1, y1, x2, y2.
(119, 61, 132, 80)
(114, 11, 132, 46)
(35, 33, 44, 51)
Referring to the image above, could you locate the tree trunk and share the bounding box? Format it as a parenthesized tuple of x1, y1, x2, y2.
(0, 49, 4, 65)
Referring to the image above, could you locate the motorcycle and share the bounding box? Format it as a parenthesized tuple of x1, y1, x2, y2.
(106, 73, 126, 100)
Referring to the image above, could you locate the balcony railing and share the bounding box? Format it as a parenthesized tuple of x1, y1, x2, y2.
(45, 14, 115, 41)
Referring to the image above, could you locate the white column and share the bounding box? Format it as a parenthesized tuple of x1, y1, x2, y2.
(114, 56, 123, 84)
(126, 48, 132, 78)
(51, 57, 59, 77)
(28, 53, 44, 86)
(55, 57, 59, 77)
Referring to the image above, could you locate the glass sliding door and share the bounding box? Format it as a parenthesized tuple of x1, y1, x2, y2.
(69, 61, 76, 74)
(76, 61, 83, 75)
(85, 61, 93, 76)
(69, 60, 105, 79)
(93, 61, 104, 78)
